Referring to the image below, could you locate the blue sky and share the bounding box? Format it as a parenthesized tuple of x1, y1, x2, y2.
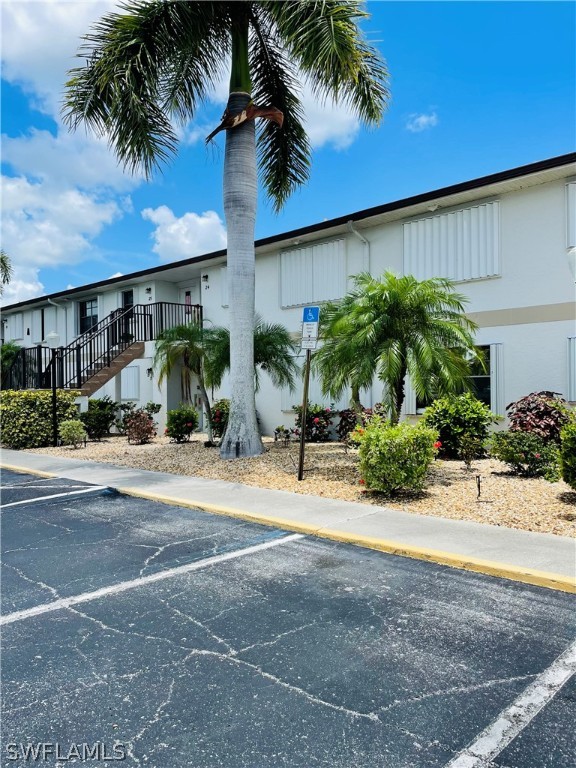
(1, 1, 575, 305)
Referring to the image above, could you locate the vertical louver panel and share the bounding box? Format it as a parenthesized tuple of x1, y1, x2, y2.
(121, 366, 140, 400)
(404, 202, 500, 281)
(490, 343, 504, 416)
(31, 310, 43, 343)
(280, 240, 345, 307)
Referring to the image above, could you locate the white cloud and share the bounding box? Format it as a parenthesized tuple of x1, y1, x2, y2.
(1, 175, 122, 303)
(406, 112, 439, 133)
(1, 0, 117, 117)
(142, 206, 227, 263)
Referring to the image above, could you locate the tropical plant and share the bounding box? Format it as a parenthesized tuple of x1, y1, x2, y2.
(356, 417, 439, 495)
(560, 422, 576, 490)
(80, 395, 119, 440)
(126, 409, 157, 444)
(63, 1, 388, 459)
(0, 249, 12, 294)
(312, 272, 481, 423)
(210, 399, 231, 439)
(0, 341, 22, 386)
(491, 431, 560, 482)
(204, 316, 299, 394)
(422, 392, 498, 459)
(506, 391, 570, 444)
(292, 403, 335, 442)
(165, 405, 199, 442)
(59, 420, 87, 449)
(153, 324, 214, 443)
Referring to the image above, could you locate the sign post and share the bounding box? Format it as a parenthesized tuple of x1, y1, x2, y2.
(297, 307, 320, 481)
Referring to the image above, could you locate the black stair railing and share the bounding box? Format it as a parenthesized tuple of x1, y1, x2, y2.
(3, 302, 202, 391)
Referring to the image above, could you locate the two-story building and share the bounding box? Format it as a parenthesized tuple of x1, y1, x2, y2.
(2, 153, 575, 435)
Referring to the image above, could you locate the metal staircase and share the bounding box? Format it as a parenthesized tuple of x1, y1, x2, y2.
(3, 302, 202, 395)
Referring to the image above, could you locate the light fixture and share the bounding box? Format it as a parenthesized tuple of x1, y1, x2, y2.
(202, 274, 209, 282)
(145, 287, 152, 294)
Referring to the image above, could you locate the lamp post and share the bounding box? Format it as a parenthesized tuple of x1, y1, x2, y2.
(46, 332, 60, 447)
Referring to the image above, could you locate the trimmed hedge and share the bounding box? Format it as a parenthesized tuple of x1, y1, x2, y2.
(0, 390, 80, 449)
(357, 417, 439, 495)
(165, 405, 199, 442)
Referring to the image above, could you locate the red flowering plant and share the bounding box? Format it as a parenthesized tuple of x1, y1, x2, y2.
(210, 399, 230, 439)
(292, 402, 335, 442)
(165, 405, 199, 443)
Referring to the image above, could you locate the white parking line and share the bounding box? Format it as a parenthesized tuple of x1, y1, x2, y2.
(445, 638, 576, 767)
(0, 533, 305, 626)
(0, 486, 109, 509)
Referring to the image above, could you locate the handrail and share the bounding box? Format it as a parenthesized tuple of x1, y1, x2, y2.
(4, 302, 202, 392)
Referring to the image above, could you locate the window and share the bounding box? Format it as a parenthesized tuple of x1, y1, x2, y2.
(403, 202, 500, 281)
(79, 298, 98, 334)
(280, 239, 346, 307)
(7, 313, 23, 340)
(469, 346, 491, 406)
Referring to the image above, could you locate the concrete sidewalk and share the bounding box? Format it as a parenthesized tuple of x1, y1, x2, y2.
(1, 448, 574, 593)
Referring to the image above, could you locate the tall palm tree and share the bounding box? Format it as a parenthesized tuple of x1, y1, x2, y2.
(153, 324, 214, 443)
(204, 316, 299, 394)
(313, 272, 481, 423)
(63, 1, 388, 458)
(0, 249, 13, 295)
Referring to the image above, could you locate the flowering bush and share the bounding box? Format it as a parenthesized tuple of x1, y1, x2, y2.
(490, 431, 559, 481)
(356, 417, 439, 495)
(116, 401, 161, 434)
(292, 403, 335, 442)
(126, 409, 157, 445)
(560, 422, 576, 490)
(506, 391, 571, 444)
(422, 393, 498, 459)
(165, 405, 199, 442)
(210, 399, 230, 439)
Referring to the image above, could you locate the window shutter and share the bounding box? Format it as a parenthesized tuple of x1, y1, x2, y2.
(121, 366, 140, 400)
(568, 337, 576, 402)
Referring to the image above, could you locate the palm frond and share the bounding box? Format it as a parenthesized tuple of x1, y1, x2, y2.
(264, 0, 389, 125)
(63, 1, 230, 177)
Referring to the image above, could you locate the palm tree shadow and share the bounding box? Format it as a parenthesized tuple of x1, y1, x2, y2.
(558, 491, 576, 507)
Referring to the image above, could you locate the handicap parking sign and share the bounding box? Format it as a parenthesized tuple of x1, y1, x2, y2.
(302, 307, 320, 324)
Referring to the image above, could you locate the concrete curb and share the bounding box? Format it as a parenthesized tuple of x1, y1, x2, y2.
(118, 487, 576, 594)
(3, 462, 575, 594)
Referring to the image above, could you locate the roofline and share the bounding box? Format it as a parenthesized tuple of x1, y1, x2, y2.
(3, 152, 575, 313)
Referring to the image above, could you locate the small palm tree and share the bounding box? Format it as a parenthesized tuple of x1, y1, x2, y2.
(313, 271, 481, 424)
(0, 249, 13, 295)
(153, 324, 214, 443)
(63, 1, 388, 459)
(204, 316, 299, 394)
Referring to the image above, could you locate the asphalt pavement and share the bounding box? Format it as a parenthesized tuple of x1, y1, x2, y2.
(1, 465, 575, 767)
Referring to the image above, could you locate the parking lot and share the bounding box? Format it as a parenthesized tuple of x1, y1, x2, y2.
(1, 468, 575, 767)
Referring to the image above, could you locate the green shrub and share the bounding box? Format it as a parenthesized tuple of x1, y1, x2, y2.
(357, 417, 439, 495)
(422, 392, 498, 459)
(165, 405, 199, 442)
(293, 402, 335, 442)
(0, 390, 79, 449)
(560, 422, 576, 490)
(59, 419, 87, 448)
(126, 409, 157, 444)
(458, 434, 486, 469)
(210, 399, 230, 438)
(507, 391, 570, 444)
(115, 400, 161, 434)
(490, 431, 560, 481)
(80, 395, 119, 440)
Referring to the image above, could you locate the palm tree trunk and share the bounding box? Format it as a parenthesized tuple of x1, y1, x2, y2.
(392, 366, 407, 425)
(197, 363, 214, 444)
(350, 384, 364, 423)
(219, 59, 263, 458)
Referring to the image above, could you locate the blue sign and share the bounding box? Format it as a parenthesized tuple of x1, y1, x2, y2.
(302, 306, 320, 323)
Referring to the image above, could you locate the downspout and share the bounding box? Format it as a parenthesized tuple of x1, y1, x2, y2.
(47, 298, 68, 346)
(347, 220, 370, 272)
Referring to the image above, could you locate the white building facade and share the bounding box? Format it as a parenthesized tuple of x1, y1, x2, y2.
(2, 154, 575, 435)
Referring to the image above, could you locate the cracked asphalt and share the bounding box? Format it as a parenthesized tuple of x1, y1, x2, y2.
(1, 468, 575, 767)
